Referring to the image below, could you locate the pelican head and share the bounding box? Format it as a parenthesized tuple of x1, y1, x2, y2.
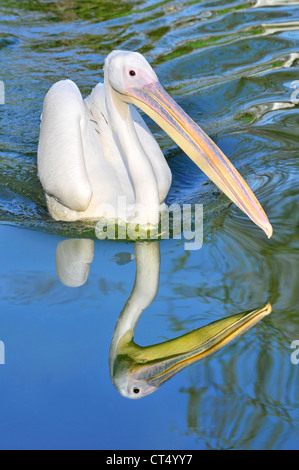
(105, 50, 272, 238)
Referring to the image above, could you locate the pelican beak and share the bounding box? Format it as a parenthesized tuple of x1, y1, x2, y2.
(130, 303, 272, 390)
(127, 81, 272, 238)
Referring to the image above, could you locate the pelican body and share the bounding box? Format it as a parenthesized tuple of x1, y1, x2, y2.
(38, 50, 272, 237)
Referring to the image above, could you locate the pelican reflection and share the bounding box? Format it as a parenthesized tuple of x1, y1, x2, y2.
(55, 239, 272, 399)
(55, 238, 94, 287)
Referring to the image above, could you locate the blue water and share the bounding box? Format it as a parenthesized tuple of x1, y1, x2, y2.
(0, 0, 299, 450)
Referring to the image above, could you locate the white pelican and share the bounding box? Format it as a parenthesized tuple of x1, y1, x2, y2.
(109, 242, 272, 399)
(38, 50, 272, 237)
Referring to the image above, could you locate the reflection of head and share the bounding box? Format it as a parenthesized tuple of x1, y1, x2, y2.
(110, 242, 272, 399)
(110, 252, 135, 265)
(111, 304, 272, 400)
(55, 239, 94, 287)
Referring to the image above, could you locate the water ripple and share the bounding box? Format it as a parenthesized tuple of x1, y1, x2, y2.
(0, 0, 299, 450)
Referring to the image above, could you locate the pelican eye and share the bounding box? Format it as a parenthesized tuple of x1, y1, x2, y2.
(133, 387, 140, 394)
(129, 70, 136, 77)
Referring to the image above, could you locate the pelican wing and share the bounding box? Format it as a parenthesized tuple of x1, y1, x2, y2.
(38, 80, 92, 212)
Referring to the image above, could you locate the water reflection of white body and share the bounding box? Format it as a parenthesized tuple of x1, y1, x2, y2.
(55, 239, 272, 399)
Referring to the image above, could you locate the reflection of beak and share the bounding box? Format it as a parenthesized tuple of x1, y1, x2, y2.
(129, 303, 272, 389)
(127, 81, 272, 238)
